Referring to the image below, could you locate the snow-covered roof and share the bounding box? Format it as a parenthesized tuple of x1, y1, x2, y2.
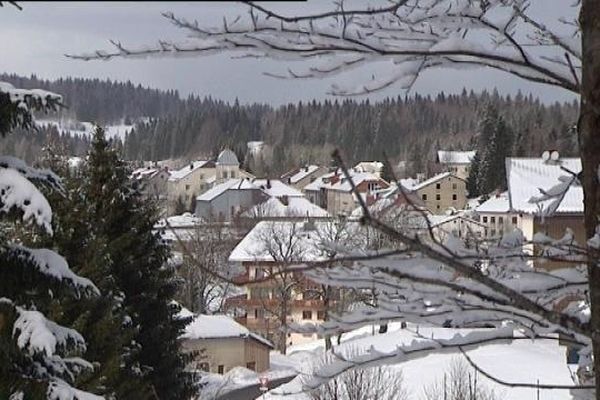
(303, 171, 335, 192)
(196, 178, 259, 202)
(181, 313, 273, 348)
(155, 212, 203, 229)
(353, 161, 384, 174)
(168, 161, 211, 181)
(229, 221, 330, 263)
(437, 150, 476, 164)
(252, 179, 304, 198)
(506, 157, 583, 214)
(242, 197, 329, 218)
(285, 165, 320, 184)
(325, 172, 384, 192)
(410, 172, 462, 191)
(216, 149, 239, 166)
(476, 192, 511, 214)
(399, 178, 420, 191)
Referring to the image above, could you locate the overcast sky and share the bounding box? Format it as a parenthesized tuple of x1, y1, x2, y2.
(0, 1, 578, 106)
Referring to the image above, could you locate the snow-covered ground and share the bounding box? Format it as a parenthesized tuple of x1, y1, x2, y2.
(36, 119, 134, 140)
(262, 323, 578, 400)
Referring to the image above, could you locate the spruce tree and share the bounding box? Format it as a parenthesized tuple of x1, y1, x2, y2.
(40, 145, 149, 399)
(0, 82, 102, 398)
(84, 127, 194, 399)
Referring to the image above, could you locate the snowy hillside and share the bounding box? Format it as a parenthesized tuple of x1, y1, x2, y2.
(36, 119, 134, 140)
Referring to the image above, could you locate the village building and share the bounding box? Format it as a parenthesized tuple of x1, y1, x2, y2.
(227, 220, 341, 349)
(195, 178, 269, 222)
(131, 165, 171, 210)
(304, 169, 389, 216)
(166, 149, 254, 215)
(505, 154, 584, 265)
(281, 165, 329, 191)
(437, 150, 476, 180)
(474, 192, 520, 239)
(180, 311, 273, 374)
(410, 172, 468, 214)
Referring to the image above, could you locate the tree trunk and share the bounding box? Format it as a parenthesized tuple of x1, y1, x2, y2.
(579, 0, 600, 396)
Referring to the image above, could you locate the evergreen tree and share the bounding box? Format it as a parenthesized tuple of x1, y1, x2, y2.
(0, 83, 101, 398)
(466, 151, 480, 198)
(41, 144, 149, 399)
(474, 105, 514, 196)
(83, 127, 194, 399)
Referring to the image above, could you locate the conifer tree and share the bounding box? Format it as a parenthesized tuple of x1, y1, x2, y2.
(0, 82, 102, 398)
(83, 127, 194, 399)
(41, 145, 149, 399)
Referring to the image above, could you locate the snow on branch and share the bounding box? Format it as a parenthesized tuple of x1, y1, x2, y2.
(0, 156, 63, 193)
(13, 306, 87, 358)
(68, 0, 580, 95)
(3, 245, 100, 296)
(0, 168, 53, 233)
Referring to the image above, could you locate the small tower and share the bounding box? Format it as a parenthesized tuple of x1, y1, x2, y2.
(216, 148, 240, 182)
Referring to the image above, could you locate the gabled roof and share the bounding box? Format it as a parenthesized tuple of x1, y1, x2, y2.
(282, 165, 321, 184)
(506, 157, 583, 214)
(241, 197, 329, 218)
(168, 160, 211, 181)
(411, 172, 463, 191)
(476, 192, 511, 214)
(252, 179, 304, 198)
(196, 178, 260, 202)
(181, 313, 273, 348)
(437, 150, 476, 164)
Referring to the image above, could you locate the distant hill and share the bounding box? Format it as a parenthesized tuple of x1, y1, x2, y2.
(0, 74, 579, 174)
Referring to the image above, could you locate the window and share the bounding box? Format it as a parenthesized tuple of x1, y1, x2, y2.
(436, 183, 441, 190)
(491, 229, 497, 237)
(498, 217, 504, 224)
(302, 310, 313, 320)
(185, 184, 190, 191)
(422, 194, 427, 201)
(198, 362, 209, 372)
(317, 310, 326, 320)
(218, 365, 224, 374)
(491, 216, 496, 223)
(482, 216, 488, 223)
(452, 194, 457, 201)
(255, 268, 266, 279)
(436, 194, 441, 201)
(452, 183, 457, 190)
(254, 308, 265, 319)
(246, 362, 256, 371)
(436, 204, 440, 210)
(512, 216, 518, 224)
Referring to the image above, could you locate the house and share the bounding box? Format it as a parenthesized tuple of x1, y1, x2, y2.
(353, 161, 384, 177)
(180, 312, 273, 374)
(167, 160, 216, 214)
(241, 196, 329, 220)
(281, 165, 329, 190)
(505, 153, 584, 265)
(166, 149, 254, 215)
(227, 220, 342, 349)
(411, 172, 468, 214)
(304, 169, 390, 216)
(131, 166, 171, 209)
(195, 178, 269, 222)
(474, 192, 521, 239)
(437, 150, 476, 180)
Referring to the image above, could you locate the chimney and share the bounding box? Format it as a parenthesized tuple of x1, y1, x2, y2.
(280, 195, 289, 206)
(266, 178, 272, 189)
(304, 165, 309, 172)
(189, 163, 194, 170)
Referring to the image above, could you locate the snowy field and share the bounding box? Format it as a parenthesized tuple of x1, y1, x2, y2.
(261, 323, 578, 400)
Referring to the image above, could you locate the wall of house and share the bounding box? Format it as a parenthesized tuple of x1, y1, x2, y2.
(167, 166, 216, 214)
(441, 163, 471, 180)
(416, 175, 467, 214)
(181, 337, 270, 374)
(326, 190, 355, 216)
(476, 212, 520, 238)
(195, 189, 268, 222)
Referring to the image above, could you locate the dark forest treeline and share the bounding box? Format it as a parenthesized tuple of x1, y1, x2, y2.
(1, 74, 579, 174)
